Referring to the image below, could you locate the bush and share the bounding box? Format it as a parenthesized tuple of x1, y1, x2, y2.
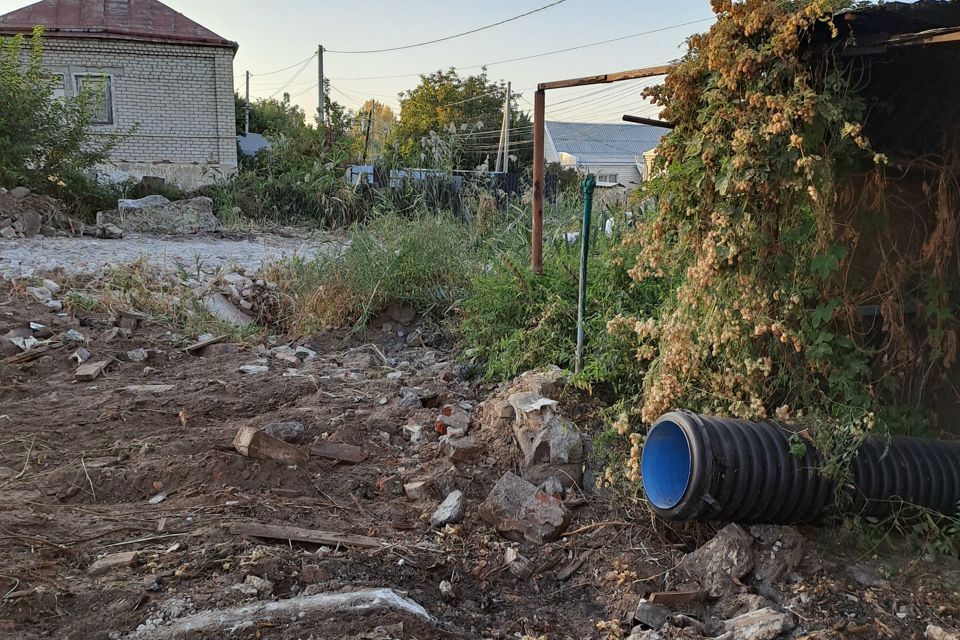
(461, 205, 666, 392)
(0, 27, 116, 190)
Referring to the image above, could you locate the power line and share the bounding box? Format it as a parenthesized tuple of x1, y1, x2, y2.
(266, 56, 317, 100)
(325, 0, 567, 54)
(328, 18, 713, 81)
(251, 53, 318, 77)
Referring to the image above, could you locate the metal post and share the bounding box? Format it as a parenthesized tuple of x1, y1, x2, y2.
(532, 88, 545, 275)
(502, 81, 511, 173)
(575, 173, 596, 374)
(318, 45, 325, 125)
(244, 70, 250, 135)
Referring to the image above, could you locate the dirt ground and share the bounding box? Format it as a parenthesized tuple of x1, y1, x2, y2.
(2, 281, 960, 640)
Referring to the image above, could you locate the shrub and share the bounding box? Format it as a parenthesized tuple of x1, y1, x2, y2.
(265, 212, 475, 333)
(461, 203, 666, 392)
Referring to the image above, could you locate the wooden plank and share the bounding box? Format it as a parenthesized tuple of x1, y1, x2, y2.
(538, 64, 673, 91)
(648, 590, 707, 606)
(5, 343, 56, 364)
(184, 335, 227, 353)
(75, 360, 109, 381)
(233, 426, 308, 465)
(532, 88, 545, 275)
(230, 522, 385, 549)
(310, 441, 367, 464)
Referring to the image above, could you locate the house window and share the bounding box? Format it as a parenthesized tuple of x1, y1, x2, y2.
(74, 75, 114, 125)
(596, 172, 619, 184)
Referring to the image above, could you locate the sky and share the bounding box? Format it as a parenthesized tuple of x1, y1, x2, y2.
(0, 0, 718, 122)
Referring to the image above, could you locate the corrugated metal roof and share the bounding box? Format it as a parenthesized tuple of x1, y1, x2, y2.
(545, 121, 668, 165)
(0, 0, 237, 49)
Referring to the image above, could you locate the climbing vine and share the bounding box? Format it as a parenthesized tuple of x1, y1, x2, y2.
(611, 0, 960, 467)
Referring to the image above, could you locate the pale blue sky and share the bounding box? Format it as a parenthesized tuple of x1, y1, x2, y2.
(0, 0, 722, 121)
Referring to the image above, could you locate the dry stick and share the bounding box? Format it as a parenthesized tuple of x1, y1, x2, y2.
(14, 436, 35, 480)
(565, 520, 636, 537)
(0, 575, 20, 600)
(104, 532, 189, 548)
(80, 456, 96, 502)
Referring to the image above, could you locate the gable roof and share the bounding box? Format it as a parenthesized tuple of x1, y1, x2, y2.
(0, 0, 237, 49)
(544, 121, 668, 165)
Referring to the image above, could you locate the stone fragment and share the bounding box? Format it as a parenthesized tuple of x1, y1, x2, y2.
(239, 364, 269, 375)
(13, 211, 42, 236)
(243, 574, 274, 596)
(263, 421, 305, 444)
(202, 292, 254, 327)
(127, 348, 149, 362)
(429, 490, 464, 527)
(435, 404, 470, 436)
(100, 195, 220, 234)
(9, 186, 31, 199)
(928, 625, 960, 640)
(88, 551, 138, 575)
(96, 223, 124, 239)
(680, 524, 755, 597)
(504, 548, 533, 579)
(442, 436, 480, 462)
(847, 563, 890, 590)
(402, 424, 424, 446)
(26, 286, 52, 302)
(721, 607, 794, 640)
(634, 599, 670, 630)
(478, 471, 571, 544)
(508, 392, 584, 488)
(42, 279, 61, 294)
(403, 481, 431, 502)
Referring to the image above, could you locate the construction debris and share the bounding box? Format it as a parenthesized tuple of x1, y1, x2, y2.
(232, 426, 308, 465)
(87, 551, 139, 576)
(74, 360, 109, 382)
(230, 522, 385, 549)
(478, 471, 571, 543)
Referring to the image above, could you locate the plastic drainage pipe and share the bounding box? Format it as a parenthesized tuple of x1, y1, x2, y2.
(641, 411, 960, 523)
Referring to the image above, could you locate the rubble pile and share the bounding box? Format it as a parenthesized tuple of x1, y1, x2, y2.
(0, 186, 90, 238)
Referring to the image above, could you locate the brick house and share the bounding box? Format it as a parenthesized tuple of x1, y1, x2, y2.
(0, 0, 238, 189)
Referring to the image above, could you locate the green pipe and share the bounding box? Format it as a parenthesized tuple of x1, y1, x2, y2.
(575, 173, 596, 373)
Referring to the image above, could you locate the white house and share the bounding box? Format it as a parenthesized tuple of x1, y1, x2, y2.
(544, 121, 668, 187)
(0, 0, 238, 189)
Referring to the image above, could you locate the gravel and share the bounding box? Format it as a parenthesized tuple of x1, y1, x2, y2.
(1, 232, 340, 281)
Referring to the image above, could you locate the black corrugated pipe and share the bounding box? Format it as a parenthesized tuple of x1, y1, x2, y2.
(641, 411, 960, 523)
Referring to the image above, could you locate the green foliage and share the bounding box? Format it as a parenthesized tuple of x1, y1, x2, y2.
(0, 27, 116, 189)
(235, 93, 311, 138)
(391, 69, 532, 171)
(461, 203, 666, 390)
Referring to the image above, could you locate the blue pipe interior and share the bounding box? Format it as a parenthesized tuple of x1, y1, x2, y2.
(642, 420, 693, 509)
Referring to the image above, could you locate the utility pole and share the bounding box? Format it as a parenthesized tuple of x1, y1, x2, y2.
(502, 81, 511, 173)
(244, 70, 251, 135)
(362, 102, 374, 163)
(318, 44, 325, 126)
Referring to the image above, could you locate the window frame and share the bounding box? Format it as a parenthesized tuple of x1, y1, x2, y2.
(72, 73, 115, 126)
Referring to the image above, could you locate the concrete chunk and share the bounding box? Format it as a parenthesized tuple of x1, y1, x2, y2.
(478, 472, 570, 544)
(88, 551, 138, 576)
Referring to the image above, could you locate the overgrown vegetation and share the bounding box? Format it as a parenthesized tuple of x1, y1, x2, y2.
(597, 0, 960, 489)
(0, 27, 118, 208)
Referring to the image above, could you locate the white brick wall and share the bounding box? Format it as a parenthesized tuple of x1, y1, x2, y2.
(37, 37, 238, 188)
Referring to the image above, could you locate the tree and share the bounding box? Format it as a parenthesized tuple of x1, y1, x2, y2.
(351, 99, 397, 162)
(235, 93, 310, 138)
(390, 69, 532, 171)
(0, 27, 115, 188)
